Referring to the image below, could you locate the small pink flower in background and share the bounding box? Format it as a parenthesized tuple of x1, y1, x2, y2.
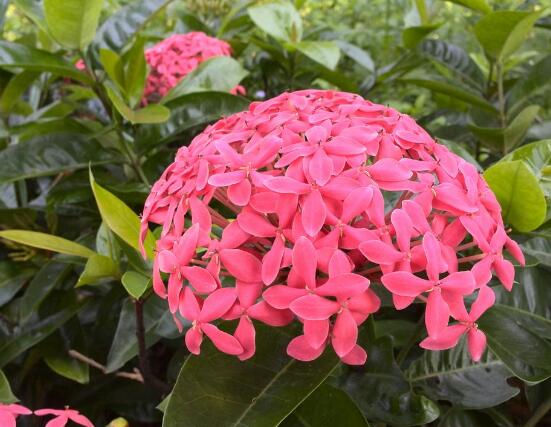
(35, 407, 94, 427)
(0, 403, 32, 427)
(141, 89, 524, 365)
(144, 32, 245, 102)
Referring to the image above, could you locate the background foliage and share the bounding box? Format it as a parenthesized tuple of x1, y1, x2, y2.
(1, 0, 551, 426)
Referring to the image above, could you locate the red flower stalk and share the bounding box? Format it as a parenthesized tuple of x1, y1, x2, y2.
(141, 89, 524, 365)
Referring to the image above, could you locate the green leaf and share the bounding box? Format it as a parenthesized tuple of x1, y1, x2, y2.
(0, 70, 40, 113)
(507, 54, 551, 115)
(136, 92, 249, 153)
(106, 86, 170, 124)
(11, 0, 49, 35)
(121, 271, 150, 299)
(163, 56, 248, 102)
(45, 352, 89, 384)
(0, 261, 35, 307)
(248, 0, 303, 42)
(336, 41, 374, 72)
(406, 339, 519, 409)
(281, 384, 370, 427)
(438, 409, 498, 427)
(504, 105, 540, 152)
(106, 297, 166, 372)
(89, 169, 155, 258)
(76, 254, 119, 287)
(419, 39, 485, 90)
(0, 41, 92, 83)
(293, 40, 341, 71)
(401, 79, 497, 113)
(441, 0, 492, 14)
(44, 0, 104, 49)
(99, 49, 125, 90)
(474, 11, 542, 61)
(0, 229, 96, 258)
(163, 324, 340, 427)
(122, 36, 147, 108)
(94, 0, 172, 51)
(484, 160, 546, 232)
(521, 237, 551, 267)
(338, 337, 440, 426)
(0, 133, 118, 184)
(402, 24, 440, 49)
(0, 369, 17, 403)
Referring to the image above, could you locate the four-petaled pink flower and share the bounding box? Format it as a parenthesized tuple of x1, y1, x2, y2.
(141, 89, 525, 365)
(35, 407, 93, 427)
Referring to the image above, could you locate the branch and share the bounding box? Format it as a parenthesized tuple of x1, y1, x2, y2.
(68, 349, 143, 382)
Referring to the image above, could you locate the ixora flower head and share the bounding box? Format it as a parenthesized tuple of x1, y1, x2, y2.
(144, 31, 245, 101)
(141, 89, 524, 365)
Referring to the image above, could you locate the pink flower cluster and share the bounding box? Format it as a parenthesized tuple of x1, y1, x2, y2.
(144, 32, 245, 101)
(0, 404, 92, 427)
(140, 89, 524, 365)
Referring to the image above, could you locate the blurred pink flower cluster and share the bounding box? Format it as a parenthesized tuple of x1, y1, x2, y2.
(144, 32, 245, 101)
(0, 404, 92, 427)
(141, 89, 524, 365)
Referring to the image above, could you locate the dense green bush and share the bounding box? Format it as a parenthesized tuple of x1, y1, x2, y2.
(0, 0, 550, 426)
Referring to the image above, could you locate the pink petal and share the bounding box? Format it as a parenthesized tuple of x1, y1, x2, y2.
(234, 316, 256, 361)
(208, 170, 246, 187)
(467, 328, 487, 361)
(201, 323, 244, 355)
(328, 249, 353, 276)
(179, 286, 201, 320)
(289, 294, 340, 320)
(199, 288, 237, 323)
(506, 237, 525, 266)
(316, 273, 370, 299)
(494, 257, 515, 291)
(287, 335, 325, 361)
(181, 266, 218, 293)
(185, 327, 203, 355)
(45, 415, 69, 427)
(304, 319, 330, 348)
(237, 209, 277, 237)
(175, 223, 200, 264)
(262, 285, 307, 309)
(391, 209, 413, 253)
(470, 286, 495, 321)
(292, 236, 318, 289)
(423, 232, 442, 282)
(425, 289, 449, 337)
(220, 249, 262, 283)
(248, 301, 294, 326)
(262, 238, 285, 285)
(0, 412, 15, 427)
(301, 189, 326, 236)
(167, 274, 183, 314)
(419, 324, 466, 350)
(402, 200, 430, 233)
(440, 271, 476, 295)
(359, 240, 403, 264)
(332, 309, 358, 357)
(69, 414, 94, 427)
(220, 220, 250, 249)
(340, 345, 367, 365)
(158, 250, 177, 273)
(381, 271, 431, 297)
(228, 179, 252, 206)
(341, 187, 373, 223)
(368, 158, 412, 181)
(434, 183, 477, 213)
(309, 149, 333, 186)
(265, 176, 310, 194)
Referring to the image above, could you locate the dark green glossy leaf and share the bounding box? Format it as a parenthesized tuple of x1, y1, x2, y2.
(106, 297, 167, 372)
(44, 0, 104, 49)
(163, 324, 341, 427)
(136, 92, 249, 153)
(401, 79, 497, 113)
(438, 409, 498, 427)
(0, 133, 118, 184)
(420, 39, 485, 90)
(281, 384, 370, 427)
(521, 237, 551, 267)
(338, 337, 440, 426)
(0, 261, 35, 307)
(0, 369, 17, 403)
(94, 0, 172, 50)
(0, 41, 92, 83)
(407, 339, 518, 409)
(504, 105, 540, 152)
(164, 56, 248, 102)
(484, 160, 546, 232)
(507, 55, 551, 115)
(0, 70, 39, 113)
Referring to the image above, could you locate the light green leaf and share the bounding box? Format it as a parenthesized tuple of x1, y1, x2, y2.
(474, 11, 542, 61)
(89, 169, 155, 258)
(293, 40, 341, 71)
(441, 0, 492, 14)
(0, 41, 92, 83)
(45, 353, 89, 384)
(504, 105, 540, 152)
(484, 160, 546, 231)
(76, 254, 119, 287)
(121, 270, 150, 299)
(248, 0, 303, 42)
(122, 36, 147, 108)
(11, 0, 48, 33)
(44, 0, 104, 50)
(406, 339, 518, 409)
(335, 41, 374, 72)
(402, 24, 440, 49)
(99, 49, 124, 90)
(163, 324, 341, 427)
(0, 369, 18, 403)
(401, 79, 497, 112)
(0, 229, 96, 258)
(164, 56, 248, 102)
(107, 86, 170, 124)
